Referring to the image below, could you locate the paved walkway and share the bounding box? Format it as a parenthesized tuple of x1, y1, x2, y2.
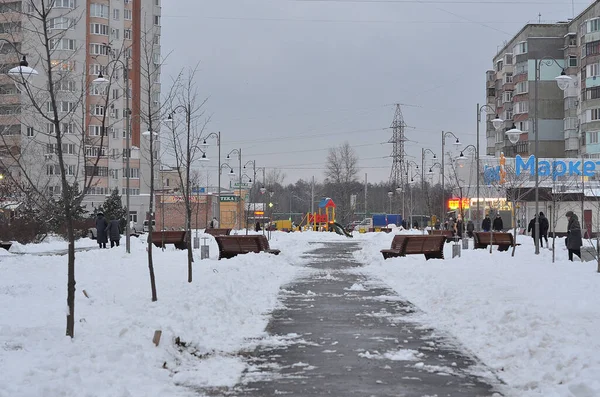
(204, 241, 503, 396)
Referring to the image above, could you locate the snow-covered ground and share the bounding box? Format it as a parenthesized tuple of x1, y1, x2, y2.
(1, 228, 599, 396)
(355, 230, 600, 397)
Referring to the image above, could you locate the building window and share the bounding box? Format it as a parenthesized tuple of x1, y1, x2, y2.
(515, 101, 529, 114)
(503, 91, 513, 103)
(124, 9, 132, 20)
(588, 18, 600, 33)
(589, 131, 599, 144)
(585, 86, 600, 100)
(129, 211, 138, 223)
(113, 9, 120, 20)
(50, 59, 76, 71)
(504, 73, 513, 84)
(53, 79, 76, 92)
(90, 23, 109, 36)
(49, 17, 74, 30)
(91, 104, 105, 116)
(154, 15, 160, 26)
(89, 63, 104, 76)
(513, 41, 527, 55)
(569, 56, 578, 67)
(505, 110, 513, 120)
(565, 117, 578, 130)
(90, 43, 109, 55)
(85, 146, 107, 157)
(90, 3, 109, 18)
(50, 38, 76, 51)
(517, 120, 529, 132)
(496, 60, 503, 72)
(46, 165, 61, 176)
(52, 0, 75, 8)
(124, 29, 132, 40)
(515, 81, 528, 94)
(89, 125, 109, 136)
(26, 126, 34, 137)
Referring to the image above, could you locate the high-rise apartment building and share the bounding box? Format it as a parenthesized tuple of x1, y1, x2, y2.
(0, 0, 161, 225)
(487, 0, 600, 161)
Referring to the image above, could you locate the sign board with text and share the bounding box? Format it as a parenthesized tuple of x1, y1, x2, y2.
(220, 195, 240, 202)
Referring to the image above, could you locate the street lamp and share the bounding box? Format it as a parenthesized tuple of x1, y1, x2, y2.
(505, 123, 523, 145)
(421, 148, 437, 227)
(93, 52, 132, 253)
(441, 131, 461, 222)
(198, 132, 221, 221)
(477, 104, 504, 230)
(529, 59, 572, 254)
(226, 149, 242, 230)
(387, 190, 393, 214)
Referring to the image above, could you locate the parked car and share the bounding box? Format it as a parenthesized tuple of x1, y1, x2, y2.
(143, 220, 155, 233)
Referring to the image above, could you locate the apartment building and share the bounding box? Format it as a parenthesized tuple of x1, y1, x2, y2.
(0, 0, 162, 226)
(487, 1, 600, 161)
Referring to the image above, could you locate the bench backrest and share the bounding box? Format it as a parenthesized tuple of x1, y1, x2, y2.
(390, 235, 409, 250)
(474, 232, 514, 245)
(403, 235, 445, 254)
(151, 230, 186, 243)
(427, 230, 453, 238)
(255, 235, 271, 251)
(205, 228, 232, 236)
(215, 236, 262, 255)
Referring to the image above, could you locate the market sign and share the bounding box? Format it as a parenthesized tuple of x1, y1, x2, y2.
(220, 195, 239, 202)
(516, 155, 600, 179)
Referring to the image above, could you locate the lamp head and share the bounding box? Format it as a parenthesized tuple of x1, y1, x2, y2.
(505, 124, 523, 144)
(555, 71, 572, 91)
(387, 191, 393, 198)
(199, 152, 209, 162)
(395, 186, 401, 193)
(260, 186, 266, 194)
(492, 115, 504, 131)
(8, 56, 39, 81)
(453, 138, 461, 145)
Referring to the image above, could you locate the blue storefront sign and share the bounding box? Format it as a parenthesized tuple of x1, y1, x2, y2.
(515, 155, 599, 179)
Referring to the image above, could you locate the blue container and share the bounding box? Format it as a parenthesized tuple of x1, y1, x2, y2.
(387, 214, 402, 226)
(372, 214, 387, 227)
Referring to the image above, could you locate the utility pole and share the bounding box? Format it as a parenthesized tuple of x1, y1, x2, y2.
(389, 104, 407, 217)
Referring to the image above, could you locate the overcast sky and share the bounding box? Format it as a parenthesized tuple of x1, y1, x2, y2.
(160, 0, 590, 186)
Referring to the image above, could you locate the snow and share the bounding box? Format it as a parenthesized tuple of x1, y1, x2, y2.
(1, 228, 600, 396)
(354, 231, 600, 397)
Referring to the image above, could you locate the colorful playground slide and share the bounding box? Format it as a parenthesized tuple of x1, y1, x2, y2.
(331, 222, 353, 238)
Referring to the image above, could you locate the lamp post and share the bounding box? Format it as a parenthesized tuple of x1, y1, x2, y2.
(477, 105, 504, 230)
(199, 132, 221, 221)
(93, 52, 131, 253)
(441, 131, 461, 222)
(387, 190, 393, 214)
(506, 61, 571, 254)
(226, 149, 242, 229)
(456, 144, 477, 220)
(243, 160, 258, 235)
(421, 148, 437, 229)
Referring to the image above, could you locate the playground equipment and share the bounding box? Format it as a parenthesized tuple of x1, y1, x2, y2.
(306, 197, 336, 231)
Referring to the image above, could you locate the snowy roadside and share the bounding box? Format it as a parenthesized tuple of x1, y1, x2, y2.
(0, 231, 330, 397)
(352, 231, 600, 397)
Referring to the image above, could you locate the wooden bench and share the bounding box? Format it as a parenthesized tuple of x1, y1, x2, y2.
(214, 235, 280, 259)
(381, 235, 445, 260)
(427, 229, 455, 242)
(151, 230, 187, 250)
(473, 232, 520, 252)
(204, 228, 232, 236)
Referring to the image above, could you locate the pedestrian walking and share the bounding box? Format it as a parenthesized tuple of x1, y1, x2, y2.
(454, 215, 464, 239)
(466, 219, 474, 238)
(492, 214, 503, 232)
(538, 212, 549, 247)
(105, 216, 121, 248)
(566, 211, 582, 261)
(209, 217, 219, 229)
(95, 212, 108, 249)
(481, 214, 491, 232)
(255, 221, 261, 232)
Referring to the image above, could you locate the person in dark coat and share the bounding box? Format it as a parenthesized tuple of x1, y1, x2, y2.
(481, 214, 491, 232)
(105, 216, 121, 248)
(492, 214, 503, 232)
(566, 211, 582, 261)
(454, 215, 464, 238)
(538, 212, 549, 247)
(527, 216, 537, 242)
(255, 221, 261, 232)
(95, 212, 108, 249)
(466, 220, 475, 238)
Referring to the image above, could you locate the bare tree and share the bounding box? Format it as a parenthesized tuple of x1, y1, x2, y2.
(324, 142, 359, 223)
(163, 65, 209, 283)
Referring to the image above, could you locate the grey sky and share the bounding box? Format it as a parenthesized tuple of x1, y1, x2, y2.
(160, 0, 590, 185)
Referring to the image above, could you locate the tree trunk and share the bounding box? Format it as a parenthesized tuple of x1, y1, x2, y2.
(187, 203, 193, 283)
(147, 225, 158, 301)
(65, 215, 76, 337)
